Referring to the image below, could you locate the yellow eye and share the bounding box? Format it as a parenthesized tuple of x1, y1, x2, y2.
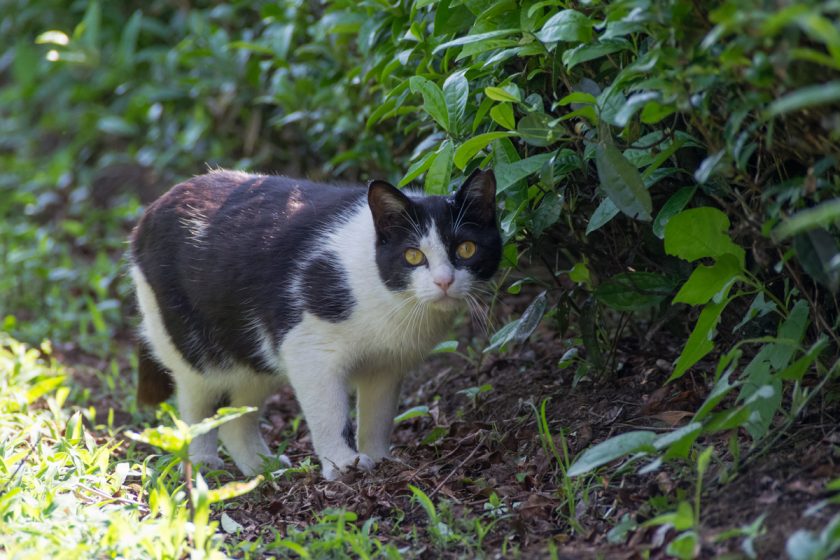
(456, 241, 477, 259)
(404, 248, 426, 266)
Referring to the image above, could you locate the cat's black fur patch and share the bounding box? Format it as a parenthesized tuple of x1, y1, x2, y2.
(303, 253, 355, 322)
(214, 392, 231, 411)
(342, 418, 356, 451)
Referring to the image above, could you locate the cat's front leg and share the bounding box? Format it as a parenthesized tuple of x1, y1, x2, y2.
(285, 350, 374, 480)
(355, 371, 402, 461)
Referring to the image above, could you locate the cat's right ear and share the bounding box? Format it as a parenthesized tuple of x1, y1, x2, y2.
(368, 180, 413, 238)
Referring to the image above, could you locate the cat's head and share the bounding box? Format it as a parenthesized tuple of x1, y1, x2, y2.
(368, 169, 502, 310)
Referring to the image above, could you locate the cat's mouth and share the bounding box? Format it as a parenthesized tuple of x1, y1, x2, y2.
(429, 293, 463, 310)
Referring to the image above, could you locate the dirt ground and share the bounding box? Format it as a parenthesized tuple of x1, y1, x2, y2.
(74, 321, 831, 559)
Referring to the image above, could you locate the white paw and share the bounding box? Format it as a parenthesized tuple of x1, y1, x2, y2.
(232, 454, 268, 477)
(361, 448, 393, 462)
(191, 453, 225, 471)
(321, 453, 375, 481)
(231, 452, 291, 476)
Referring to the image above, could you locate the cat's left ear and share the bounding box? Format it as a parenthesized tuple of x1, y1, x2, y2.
(368, 180, 414, 237)
(454, 169, 497, 223)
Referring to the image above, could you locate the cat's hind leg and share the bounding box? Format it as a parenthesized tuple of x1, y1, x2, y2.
(131, 265, 224, 470)
(217, 372, 286, 476)
(174, 367, 226, 471)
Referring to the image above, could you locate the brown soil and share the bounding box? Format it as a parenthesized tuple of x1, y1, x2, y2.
(86, 323, 832, 559)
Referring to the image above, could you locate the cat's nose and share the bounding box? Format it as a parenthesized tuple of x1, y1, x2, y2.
(434, 273, 454, 293)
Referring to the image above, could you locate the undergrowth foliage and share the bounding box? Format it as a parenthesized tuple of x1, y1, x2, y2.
(2, 0, 840, 557)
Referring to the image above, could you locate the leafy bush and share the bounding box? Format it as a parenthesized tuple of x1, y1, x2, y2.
(2, 0, 840, 556)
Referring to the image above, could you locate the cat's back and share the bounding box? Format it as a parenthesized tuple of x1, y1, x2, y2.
(130, 170, 371, 374)
(132, 170, 365, 258)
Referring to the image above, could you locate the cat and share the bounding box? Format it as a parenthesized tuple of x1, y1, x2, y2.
(129, 168, 501, 480)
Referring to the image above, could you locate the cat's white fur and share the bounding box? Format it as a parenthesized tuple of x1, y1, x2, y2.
(133, 196, 470, 479)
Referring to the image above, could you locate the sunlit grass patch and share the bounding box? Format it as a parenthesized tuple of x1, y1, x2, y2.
(0, 334, 227, 558)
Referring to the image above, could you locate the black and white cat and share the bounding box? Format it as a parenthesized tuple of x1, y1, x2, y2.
(129, 169, 501, 479)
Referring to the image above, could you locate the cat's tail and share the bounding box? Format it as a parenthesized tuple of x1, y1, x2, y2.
(137, 340, 175, 405)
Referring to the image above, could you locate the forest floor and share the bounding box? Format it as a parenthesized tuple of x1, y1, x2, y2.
(56, 307, 840, 559)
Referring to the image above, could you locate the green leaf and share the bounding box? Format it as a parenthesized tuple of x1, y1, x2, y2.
(484, 319, 519, 353)
(432, 29, 519, 54)
(125, 425, 187, 455)
(652, 186, 696, 239)
(694, 150, 726, 184)
(421, 425, 449, 445)
(672, 254, 743, 305)
(664, 207, 745, 264)
(768, 299, 809, 370)
(490, 103, 516, 129)
(443, 71, 469, 130)
(424, 140, 453, 195)
(536, 10, 593, 43)
(207, 476, 263, 503)
(190, 406, 258, 438)
(453, 132, 515, 170)
(767, 81, 840, 117)
(779, 337, 828, 381)
(562, 39, 630, 70)
(772, 199, 840, 240)
(484, 292, 547, 352)
(97, 116, 138, 136)
(595, 143, 652, 221)
(25, 376, 66, 404)
(517, 112, 560, 147)
(365, 96, 397, 129)
(512, 291, 548, 343)
(398, 150, 437, 187)
(654, 422, 702, 459)
(670, 299, 728, 381)
(409, 76, 450, 131)
(495, 152, 554, 192)
(732, 293, 777, 332)
(585, 198, 620, 235)
(484, 86, 520, 103)
(793, 229, 840, 292)
(568, 431, 657, 477)
(432, 340, 458, 354)
(394, 405, 430, 423)
(666, 530, 699, 559)
(614, 91, 660, 127)
(532, 191, 564, 236)
(556, 91, 598, 106)
(595, 272, 676, 311)
(569, 262, 591, 285)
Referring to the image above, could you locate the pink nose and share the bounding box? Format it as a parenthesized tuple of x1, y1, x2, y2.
(434, 276, 453, 293)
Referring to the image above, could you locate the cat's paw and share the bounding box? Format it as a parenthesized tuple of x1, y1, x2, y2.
(191, 454, 225, 471)
(321, 453, 375, 481)
(231, 452, 291, 476)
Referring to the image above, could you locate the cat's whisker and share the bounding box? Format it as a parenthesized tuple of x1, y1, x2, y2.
(465, 293, 490, 337)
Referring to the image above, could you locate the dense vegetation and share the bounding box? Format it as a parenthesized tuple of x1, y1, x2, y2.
(2, 0, 840, 557)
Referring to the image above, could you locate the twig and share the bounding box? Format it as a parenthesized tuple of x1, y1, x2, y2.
(184, 460, 195, 518)
(74, 483, 150, 512)
(429, 435, 486, 499)
(0, 434, 42, 497)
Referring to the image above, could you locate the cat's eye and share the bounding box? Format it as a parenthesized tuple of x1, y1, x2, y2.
(404, 248, 426, 266)
(456, 241, 477, 259)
